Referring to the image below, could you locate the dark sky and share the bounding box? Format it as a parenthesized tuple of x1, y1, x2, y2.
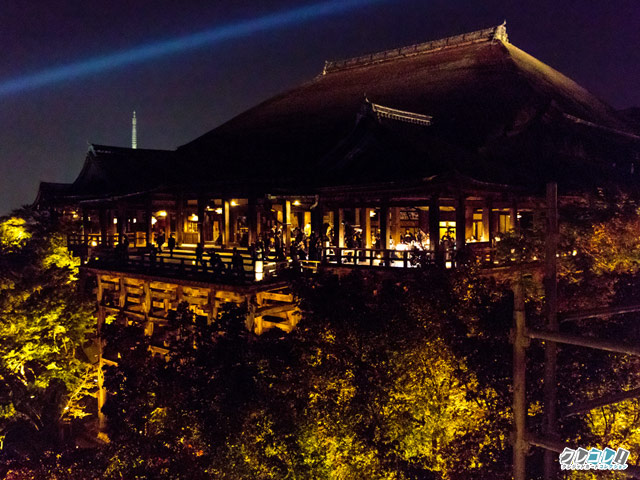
(1, 0, 638, 214)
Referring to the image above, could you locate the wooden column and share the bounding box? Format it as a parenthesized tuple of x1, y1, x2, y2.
(359, 207, 372, 248)
(145, 197, 153, 247)
(99, 207, 108, 246)
(418, 208, 428, 240)
(311, 203, 323, 235)
(455, 196, 466, 251)
(197, 197, 205, 244)
(512, 280, 528, 480)
(82, 209, 90, 245)
(391, 207, 401, 245)
(483, 199, 493, 242)
(176, 193, 184, 245)
(97, 300, 107, 431)
(543, 183, 559, 480)
(336, 207, 345, 248)
(283, 200, 292, 249)
(465, 205, 474, 241)
(222, 200, 230, 247)
(509, 203, 518, 233)
(428, 196, 440, 260)
(379, 205, 390, 250)
(248, 198, 258, 245)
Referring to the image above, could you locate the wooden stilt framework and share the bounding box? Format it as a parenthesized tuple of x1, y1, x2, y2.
(512, 183, 640, 479)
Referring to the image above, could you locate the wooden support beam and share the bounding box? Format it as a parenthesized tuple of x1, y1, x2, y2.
(142, 281, 151, 315)
(257, 291, 294, 303)
(564, 386, 640, 418)
(197, 197, 205, 244)
(482, 202, 492, 242)
(311, 202, 323, 236)
(391, 207, 401, 245)
(528, 329, 640, 356)
(512, 280, 528, 480)
(99, 208, 108, 246)
(283, 200, 292, 249)
(428, 196, 441, 264)
(336, 207, 345, 248)
(380, 204, 390, 250)
(455, 196, 466, 251)
(176, 192, 184, 245)
(248, 197, 257, 245)
(465, 204, 474, 242)
(118, 277, 126, 308)
(543, 182, 559, 480)
(560, 303, 640, 322)
(222, 199, 230, 247)
(256, 304, 296, 317)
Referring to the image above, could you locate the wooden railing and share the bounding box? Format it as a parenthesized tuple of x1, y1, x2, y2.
(86, 247, 285, 283)
(320, 247, 435, 268)
(68, 232, 149, 248)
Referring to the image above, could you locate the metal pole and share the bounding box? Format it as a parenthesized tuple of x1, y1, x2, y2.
(543, 182, 558, 479)
(512, 280, 527, 480)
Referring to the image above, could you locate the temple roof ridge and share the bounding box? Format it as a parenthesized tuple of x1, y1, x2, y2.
(323, 21, 508, 75)
(362, 98, 433, 126)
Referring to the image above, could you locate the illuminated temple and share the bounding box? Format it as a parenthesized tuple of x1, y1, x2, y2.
(34, 23, 640, 337)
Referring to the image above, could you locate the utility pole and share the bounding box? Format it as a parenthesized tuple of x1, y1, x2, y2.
(543, 182, 559, 479)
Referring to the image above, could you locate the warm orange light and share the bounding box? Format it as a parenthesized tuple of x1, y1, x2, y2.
(293, 200, 301, 206)
(189, 214, 199, 222)
(230, 200, 238, 207)
(215, 208, 223, 214)
(157, 210, 167, 217)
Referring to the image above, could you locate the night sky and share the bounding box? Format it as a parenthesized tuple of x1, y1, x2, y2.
(1, 0, 638, 215)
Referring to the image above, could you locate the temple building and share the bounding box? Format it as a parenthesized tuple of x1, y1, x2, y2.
(34, 23, 640, 332)
(33, 23, 640, 428)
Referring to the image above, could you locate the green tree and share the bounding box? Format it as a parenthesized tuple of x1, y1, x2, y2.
(0, 208, 95, 466)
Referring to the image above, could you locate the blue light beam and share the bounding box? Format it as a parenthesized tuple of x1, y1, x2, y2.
(0, 0, 386, 97)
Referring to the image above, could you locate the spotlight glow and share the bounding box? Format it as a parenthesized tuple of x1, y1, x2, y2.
(0, 0, 386, 97)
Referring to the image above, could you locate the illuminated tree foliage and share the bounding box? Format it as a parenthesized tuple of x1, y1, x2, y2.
(0, 209, 94, 467)
(72, 269, 511, 480)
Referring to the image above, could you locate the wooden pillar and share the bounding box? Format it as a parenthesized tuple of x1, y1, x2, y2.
(248, 198, 258, 245)
(82, 209, 90, 245)
(97, 304, 107, 431)
(543, 183, 559, 480)
(465, 205, 474, 241)
(509, 203, 518, 233)
(336, 207, 345, 248)
(418, 208, 428, 240)
(99, 207, 108, 246)
(391, 207, 401, 245)
(482, 203, 492, 242)
(283, 200, 292, 249)
(455, 196, 466, 251)
(379, 205, 390, 250)
(176, 193, 184, 245)
(311, 203, 323, 235)
(428, 196, 440, 259)
(359, 207, 372, 248)
(145, 197, 153, 247)
(197, 197, 205, 244)
(117, 203, 126, 243)
(512, 280, 527, 480)
(222, 200, 230, 247)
